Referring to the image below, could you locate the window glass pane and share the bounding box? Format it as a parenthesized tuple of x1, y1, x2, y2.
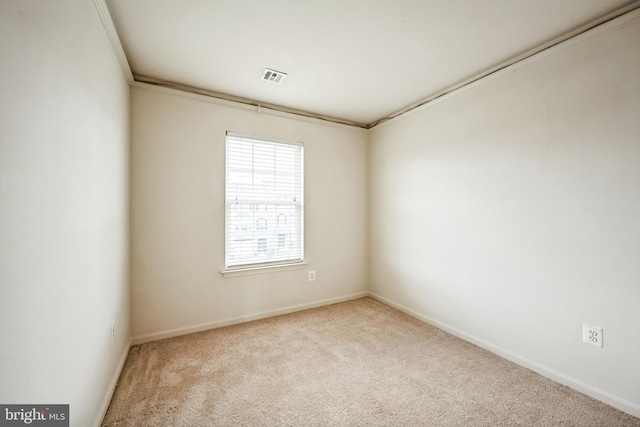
(225, 134, 304, 269)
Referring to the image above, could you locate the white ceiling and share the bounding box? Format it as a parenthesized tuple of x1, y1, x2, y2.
(106, 0, 634, 127)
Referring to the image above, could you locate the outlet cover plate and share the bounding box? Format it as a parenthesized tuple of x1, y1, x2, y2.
(583, 324, 603, 348)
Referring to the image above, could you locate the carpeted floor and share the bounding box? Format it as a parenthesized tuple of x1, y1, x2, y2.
(102, 297, 639, 426)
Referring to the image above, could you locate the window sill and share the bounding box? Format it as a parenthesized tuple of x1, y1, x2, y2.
(221, 261, 308, 278)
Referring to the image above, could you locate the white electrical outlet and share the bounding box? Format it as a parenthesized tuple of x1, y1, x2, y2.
(110, 321, 116, 342)
(583, 324, 602, 348)
(309, 271, 316, 281)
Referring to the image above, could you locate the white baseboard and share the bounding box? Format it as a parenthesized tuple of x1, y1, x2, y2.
(94, 338, 132, 427)
(368, 292, 640, 419)
(131, 292, 369, 345)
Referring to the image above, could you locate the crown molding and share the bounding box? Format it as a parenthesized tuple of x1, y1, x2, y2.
(93, 0, 134, 85)
(370, 2, 640, 129)
(133, 77, 369, 129)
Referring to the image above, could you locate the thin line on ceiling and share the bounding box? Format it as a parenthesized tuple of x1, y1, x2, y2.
(93, 0, 134, 84)
(133, 75, 369, 129)
(132, 1, 639, 130)
(368, 1, 640, 128)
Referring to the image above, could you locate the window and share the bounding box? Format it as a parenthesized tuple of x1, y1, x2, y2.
(225, 132, 304, 269)
(256, 238, 267, 254)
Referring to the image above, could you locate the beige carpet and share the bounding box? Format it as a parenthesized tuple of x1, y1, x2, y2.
(103, 298, 639, 426)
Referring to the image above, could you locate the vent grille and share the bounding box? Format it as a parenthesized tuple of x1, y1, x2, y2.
(260, 68, 287, 84)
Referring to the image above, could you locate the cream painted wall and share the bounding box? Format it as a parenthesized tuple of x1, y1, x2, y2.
(0, 1, 130, 426)
(130, 86, 368, 339)
(2, 1, 636, 423)
(369, 14, 640, 415)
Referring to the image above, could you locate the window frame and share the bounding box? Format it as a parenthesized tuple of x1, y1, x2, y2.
(222, 132, 305, 275)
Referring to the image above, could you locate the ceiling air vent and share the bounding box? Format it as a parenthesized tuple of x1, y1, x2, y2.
(260, 68, 287, 84)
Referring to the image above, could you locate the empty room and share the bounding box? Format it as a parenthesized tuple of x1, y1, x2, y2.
(1, 0, 639, 426)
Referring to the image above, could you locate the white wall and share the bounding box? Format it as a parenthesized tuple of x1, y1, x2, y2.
(130, 86, 368, 340)
(2, 1, 636, 422)
(369, 12, 640, 416)
(0, 1, 130, 426)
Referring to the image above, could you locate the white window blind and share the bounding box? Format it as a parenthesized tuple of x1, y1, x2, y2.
(225, 132, 304, 269)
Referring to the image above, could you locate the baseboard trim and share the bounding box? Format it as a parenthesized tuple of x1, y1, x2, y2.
(368, 292, 640, 419)
(94, 338, 131, 427)
(131, 292, 369, 345)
